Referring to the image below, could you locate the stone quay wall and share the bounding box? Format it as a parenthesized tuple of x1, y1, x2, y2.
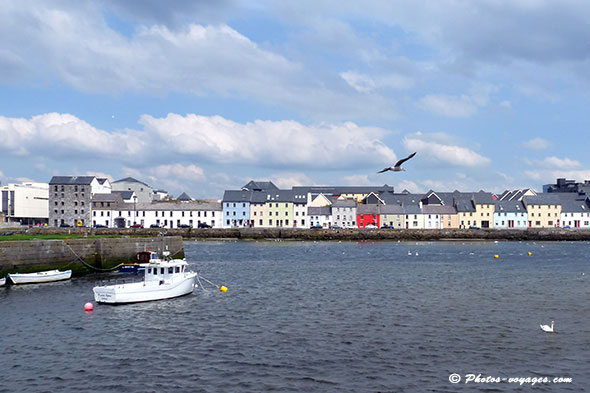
(0, 236, 184, 274)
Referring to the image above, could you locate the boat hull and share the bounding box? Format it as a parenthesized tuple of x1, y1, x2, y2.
(0, 277, 5, 287)
(93, 273, 197, 304)
(7, 270, 72, 285)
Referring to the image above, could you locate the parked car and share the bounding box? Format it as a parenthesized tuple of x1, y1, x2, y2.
(178, 224, 191, 228)
(149, 224, 162, 228)
(93, 224, 107, 228)
(469, 225, 480, 229)
(59, 223, 71, 228)
(198, 222, 212, 228)
(130, 224, 143, 228)
(365, 224, 378, 229)
(381, 224, 394, 229)
(330, 225, 341, 230)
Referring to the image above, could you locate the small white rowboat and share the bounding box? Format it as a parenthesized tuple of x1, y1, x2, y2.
(0, 277, 5, 287)
(7, 269, 72, 285)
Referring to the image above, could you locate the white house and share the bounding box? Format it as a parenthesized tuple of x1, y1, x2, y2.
(559, 194, 590, 229)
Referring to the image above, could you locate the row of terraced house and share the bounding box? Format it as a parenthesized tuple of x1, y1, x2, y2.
(223, 180, 590, 230)
(2, 176, 590, 230)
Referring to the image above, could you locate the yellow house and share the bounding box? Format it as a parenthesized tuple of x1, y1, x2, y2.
(262, 190, 294, 228)
(523, 195, 562, 228)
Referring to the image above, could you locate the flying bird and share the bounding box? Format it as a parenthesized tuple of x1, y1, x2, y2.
(377, 152, 416, 173)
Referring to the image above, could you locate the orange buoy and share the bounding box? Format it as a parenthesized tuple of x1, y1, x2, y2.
(84, 302, 94, 312)
(494, 254, 499, 259)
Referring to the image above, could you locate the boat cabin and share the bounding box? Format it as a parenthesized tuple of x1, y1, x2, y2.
(136, 251, 160, 264)
(145, 260, 188, 282)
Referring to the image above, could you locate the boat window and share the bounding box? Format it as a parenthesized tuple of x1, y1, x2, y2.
(153, 269, 157, 276)
(168, 267, 173, 274)
(175, 266, 180, 273)
(147, 268, 151, 274)
(160, 268, 165, 275)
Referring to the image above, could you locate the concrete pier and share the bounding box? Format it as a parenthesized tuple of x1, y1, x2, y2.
(0, 236, 184, 275)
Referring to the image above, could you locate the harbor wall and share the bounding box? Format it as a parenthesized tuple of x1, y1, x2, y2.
(0, 236, 184, 275)
(5, 227, 590, 241)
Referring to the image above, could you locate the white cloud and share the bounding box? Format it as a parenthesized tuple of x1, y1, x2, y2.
(340, 70, 413, 93)
(524, 169, 590, 183)
(523, 138, 551, 150)
(140, 113, 397, 169)
(418, 84, 496, 118)
(396, 180, 421, 193)
(403, 133, 491, 167)
(525, 156, 581, 169)
(150, 164, 206, 182)
(0, 113, 145, 159)
(270, 172, 315, 189)
(340, 174, 372, 186)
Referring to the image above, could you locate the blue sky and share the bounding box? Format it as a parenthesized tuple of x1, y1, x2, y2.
(2, 0, 590, 199)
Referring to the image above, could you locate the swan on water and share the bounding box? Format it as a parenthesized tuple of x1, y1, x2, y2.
(540, 321, 555, 333)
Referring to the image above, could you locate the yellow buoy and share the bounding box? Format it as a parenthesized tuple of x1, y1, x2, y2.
(220, 285, 228, 292)
(494, 254, 499, 259)
(528, 252, 532, 256)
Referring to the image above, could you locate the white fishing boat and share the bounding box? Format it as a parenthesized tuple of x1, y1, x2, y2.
(93, 252, 197, 304)
(7, 269, 72, 285)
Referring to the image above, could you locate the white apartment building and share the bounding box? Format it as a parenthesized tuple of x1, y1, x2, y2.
(1, 182, 49, 226)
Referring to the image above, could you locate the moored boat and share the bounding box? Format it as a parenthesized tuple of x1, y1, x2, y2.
(7, 269, 72, 285)
(94, 253, 197, 304)
(0, 277, 5, 287)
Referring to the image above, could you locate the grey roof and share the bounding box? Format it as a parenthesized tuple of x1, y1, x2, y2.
(471, 191, 495, 204)
(523, 194, 563, 206)
(125, 201, 222, 211)
(241, 180, 278, 191)
(379, 192, 421, 206)
(308, 206, 331, 215)
(332, 198, 357, 208)
(380, 205, 405, 214)
(49, 176, 95, 185)
(91, 193, 123, 203)
(177, 192, 192, 201)
(223, 190, 253, 203)
(97, 178, 108, 185)
(422, 205, 457, 214)
(261, 189, 294, 202)
(553, 193, 590, 213)
(494, 200, 526, 213)
(357, 204, 380, 214)
(455, 198, 476, 212)
(403, 204, 423, 214)
(112, 177, 151, 187)
(293, 185, 394, 196)
(112, 190, 135, 200)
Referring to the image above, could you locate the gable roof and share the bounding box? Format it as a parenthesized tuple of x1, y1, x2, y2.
(177, 192, 192, 201)
(241, 180, 278, 191)
(49, 176, 96, 185)
(112, 177, 151, 187)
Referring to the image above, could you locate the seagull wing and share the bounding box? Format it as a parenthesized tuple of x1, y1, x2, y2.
(394, 152, 416, 168)
(377, 167, 391, 173)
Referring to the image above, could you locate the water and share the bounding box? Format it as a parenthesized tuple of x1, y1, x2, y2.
(1, 240, 589, 392)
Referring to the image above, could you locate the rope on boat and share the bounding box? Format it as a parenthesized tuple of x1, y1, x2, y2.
(64, 242, 124, 272)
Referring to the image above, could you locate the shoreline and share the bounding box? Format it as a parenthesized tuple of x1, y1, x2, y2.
(4, 227, 590, 241)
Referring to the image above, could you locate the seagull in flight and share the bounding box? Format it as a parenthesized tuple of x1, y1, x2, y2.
(377, 152, 416, 173)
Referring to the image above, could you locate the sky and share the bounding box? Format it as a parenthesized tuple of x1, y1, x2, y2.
(2, 0, 590, 200)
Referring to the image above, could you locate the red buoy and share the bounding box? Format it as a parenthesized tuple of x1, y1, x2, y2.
(84, 302, 94, 312)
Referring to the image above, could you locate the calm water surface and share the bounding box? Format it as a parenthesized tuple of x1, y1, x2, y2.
(1, 240, 589, 392)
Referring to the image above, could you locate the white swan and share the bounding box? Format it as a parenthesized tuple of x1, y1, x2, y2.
(540, 321, 555, 333)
